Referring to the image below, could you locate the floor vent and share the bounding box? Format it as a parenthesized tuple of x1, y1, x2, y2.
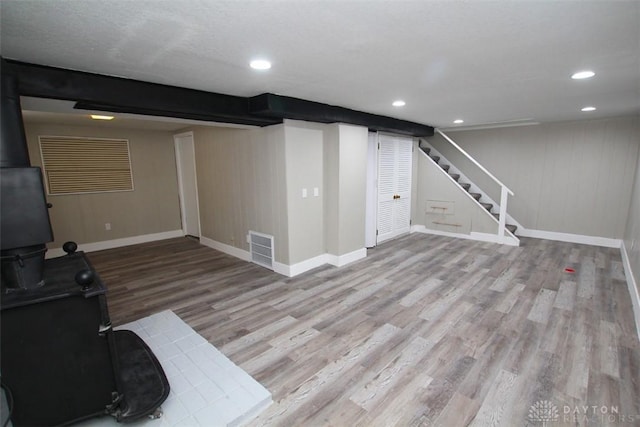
(249, 231, 274, 270)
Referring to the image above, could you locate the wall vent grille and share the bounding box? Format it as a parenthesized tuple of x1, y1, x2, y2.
(249, 231, 274, 270)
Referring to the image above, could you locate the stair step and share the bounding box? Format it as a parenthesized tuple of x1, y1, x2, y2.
(430, 156, 440, 163)
(481, 202, 493, 211)
(423, 147, 431, 155)
(441, 164, 450, 172)
(449, 173, 460, 181)
(470, 192, 482, 201)
(461, 183, 471, 191)
(491, 214, 518, 234)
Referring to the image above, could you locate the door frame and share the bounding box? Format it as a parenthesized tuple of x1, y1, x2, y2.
(365, 132, 379, 248)
(173, 131, 201, 238)
(375, 133, 413, 245)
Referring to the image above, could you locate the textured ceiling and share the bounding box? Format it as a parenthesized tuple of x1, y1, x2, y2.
(2, 0, 639, 129)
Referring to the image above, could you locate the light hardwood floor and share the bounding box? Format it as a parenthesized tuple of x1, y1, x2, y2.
(89, 234, 640, 426)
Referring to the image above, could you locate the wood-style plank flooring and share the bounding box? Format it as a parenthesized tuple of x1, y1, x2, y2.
(89, 234, 640, 426)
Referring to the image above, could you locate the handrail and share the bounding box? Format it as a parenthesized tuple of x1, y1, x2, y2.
(435, 129, 514, 196)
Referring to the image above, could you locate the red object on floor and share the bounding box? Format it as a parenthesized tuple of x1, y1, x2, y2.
(564, 267, 576, 273)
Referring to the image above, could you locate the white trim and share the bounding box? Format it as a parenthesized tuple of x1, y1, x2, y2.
(516, 228, 622, 248)
(200, 236, 251, 262)
(418, 144, 522, 246)
(411, 225, 519, 246)
(199, 239, 367, 278)
(46, 229, 184, 258)
(274, 254, 329, 277)
(620, 241, 640, 341)
(471, 232, 520, 247)
(173, 131, 201, 238)
(327, 248, 368, 267)
(435, 129, 513, 196)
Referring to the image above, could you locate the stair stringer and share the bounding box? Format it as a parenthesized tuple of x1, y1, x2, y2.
(417, 140, 520, 246)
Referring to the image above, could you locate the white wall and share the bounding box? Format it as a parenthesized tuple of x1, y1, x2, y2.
(428, 116, 640, 239)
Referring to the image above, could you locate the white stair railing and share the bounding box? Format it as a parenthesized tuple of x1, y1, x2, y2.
(435, 129, 514, 243)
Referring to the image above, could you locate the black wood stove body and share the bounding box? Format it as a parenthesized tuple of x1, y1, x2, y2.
(1, 250, 170, 426)
(0, 65, 169, 426)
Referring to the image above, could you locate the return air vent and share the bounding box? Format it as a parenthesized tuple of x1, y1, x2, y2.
(249, 231, 274, 270)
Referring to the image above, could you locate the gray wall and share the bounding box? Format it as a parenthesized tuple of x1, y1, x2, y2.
(624, 139, 640, 301)
(192, 125, 290, 263)
(428, 116, 640, 238)
(192, 120, 368, 268)
(24, 121, 182, 249)
(414, 150, 497, 235)
(326, 123, 368, 256)
(283, 122, 325, 264)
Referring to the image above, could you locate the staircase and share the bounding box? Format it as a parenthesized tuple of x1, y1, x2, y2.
(418, 139, 520, 239)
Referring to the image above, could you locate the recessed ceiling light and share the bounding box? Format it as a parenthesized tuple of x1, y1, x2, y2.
(90, 115, 114, 120)
(581, 106, 596, 112)
(453, 119, 464, 124)
(571, 70, 595, 79)
(250, 59, 271, 70)
(392, 100, 406, 107)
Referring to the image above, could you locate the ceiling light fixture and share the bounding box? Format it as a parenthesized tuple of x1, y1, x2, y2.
(581, 106, 596, 112)
(571, 70, 595, 79)
(90, 115, 114, 120)
(453, 119, 464, 124)
(392, 100, 406, 107)
(250, 59, 272, 70)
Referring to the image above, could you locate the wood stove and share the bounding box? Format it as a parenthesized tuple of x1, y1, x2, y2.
(1, 65, 169, 426)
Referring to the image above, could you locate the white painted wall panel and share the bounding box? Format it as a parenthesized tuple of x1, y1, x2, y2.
(429, 116, 640, 238)
(623, 135, 640, 304)
(25, 122, 181, 249)
(192, 125, 290, 264)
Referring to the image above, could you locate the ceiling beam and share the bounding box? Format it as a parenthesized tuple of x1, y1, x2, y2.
(249, 93, 434, 137)
(4, 59, 434, 136)
(4, 59, 281, 127)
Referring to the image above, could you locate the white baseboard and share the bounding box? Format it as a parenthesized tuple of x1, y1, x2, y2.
(274, 254, 328, 277)
(470, 232, 520, 247)
(411, 225, 519, 246)
(46, 229, 184, 258)
(621, 241, 640, 341)
(516, 228, 622, 248)
(199, 237, 366, 278)
(200, 236, 251, 262)
(327, 248, 368, 267)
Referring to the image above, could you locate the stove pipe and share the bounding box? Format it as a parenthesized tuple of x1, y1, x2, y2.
(1, 68, 54, 290)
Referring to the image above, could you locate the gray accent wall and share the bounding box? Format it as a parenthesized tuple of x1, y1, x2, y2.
(283, 122, 325, 264)
(323, 123, 368, 256)
(624, 137, 640, 301)
(192, 120, 368, 268)
(192, 125, 290, 264)
(414, 150, 498, 235)
(24, 122, 182, 249)
(428, 116, 640, 239)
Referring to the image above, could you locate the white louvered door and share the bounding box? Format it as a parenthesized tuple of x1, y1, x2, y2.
(376, 135, 413, 244)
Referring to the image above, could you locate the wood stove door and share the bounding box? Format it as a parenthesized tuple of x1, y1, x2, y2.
(1, 293, 118, 426)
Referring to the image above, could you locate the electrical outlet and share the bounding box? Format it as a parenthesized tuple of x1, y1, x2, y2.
(105, 223, 111, 231)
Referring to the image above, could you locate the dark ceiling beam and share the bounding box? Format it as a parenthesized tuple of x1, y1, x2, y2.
(4, 59, 281, 127)
(4, 59, 434, 136)
(249, 93, 434, 137)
